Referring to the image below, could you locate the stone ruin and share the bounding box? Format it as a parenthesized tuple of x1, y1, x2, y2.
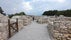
(0, 14, 33, 40)
(47, 16, 71, 40)
(0, 14, 71, 40)
(11, 15, 33, 30)
(0, 13, 9, 40)
(34, 16, 49, 24)
(33, 15, 71, 40)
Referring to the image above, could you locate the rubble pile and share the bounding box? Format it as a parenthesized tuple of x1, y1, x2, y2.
(0, 23, 8, 40)
(48, 16, 71, 40)
(0, 14, 33, 40)
(0, 13, 9, 40)
(11, 15, 33, 30)
(0, 14, 71, 40)
(34, 16, 49, 24)
(37, 18, 48, 24)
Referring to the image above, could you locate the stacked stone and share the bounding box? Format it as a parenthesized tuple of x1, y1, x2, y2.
(0, 14, 9, 23)
(0, 13, 9, 40)
(11, 15, 33, 30)
(0, 23, 8, 40)
(37, 18, 48, 24)
(48, 16, 71, 40)
(34, 16, 50, 24)
(53, 21, 71, 40)
(6, 15, 33, 39)
(11, 16, 24, 31)
(21, 15, 33, 26)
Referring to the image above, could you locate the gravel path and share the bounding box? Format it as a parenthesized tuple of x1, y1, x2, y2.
(9, 21, 51, 40)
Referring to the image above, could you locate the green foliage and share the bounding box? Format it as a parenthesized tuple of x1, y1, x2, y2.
(0, 7, 3, 13)
(42, 9, 71, 17)
(43, 10, 58, 16)
(14, 12, 25, 16)
(8, 12, 26, 18)
(8, 14, 14, 18)
(0, 7, 6, 15)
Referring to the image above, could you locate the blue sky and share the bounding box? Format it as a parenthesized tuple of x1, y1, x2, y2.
(0, 0, 71, 15)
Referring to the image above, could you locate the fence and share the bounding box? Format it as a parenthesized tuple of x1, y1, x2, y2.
(8, 18, 18, 38)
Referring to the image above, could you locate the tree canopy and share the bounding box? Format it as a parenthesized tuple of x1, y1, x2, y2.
(42, 9, 71, 17)
(8, 12, 26, 18)
(0, 7, 6, 15)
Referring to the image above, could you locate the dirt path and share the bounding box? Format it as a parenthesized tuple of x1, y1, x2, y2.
(9, 21, 51, 40)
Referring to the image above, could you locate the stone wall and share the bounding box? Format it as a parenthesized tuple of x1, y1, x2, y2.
(0, 13, 9, 40)
(34, 16, 49, 24)
(47, 16, 71, 40)
(0, 23, 8, 40)
(0, 15, 33, 40)
(11, 15, 33, 30)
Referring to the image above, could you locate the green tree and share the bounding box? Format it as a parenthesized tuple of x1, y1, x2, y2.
(42, 9, 71, 17)
(0, 7, 6, 15)
(8, 12, 26, 18)
(43, 10, 58, 16)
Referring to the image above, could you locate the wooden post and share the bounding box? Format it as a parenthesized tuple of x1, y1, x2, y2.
(8, 19, 11, 38)
(16, 18, 18, 32)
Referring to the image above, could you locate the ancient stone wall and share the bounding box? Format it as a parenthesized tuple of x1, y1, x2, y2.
(11, 15, 33, 30)
(47, 16, 71, 40)
(0, 14, 9, 40)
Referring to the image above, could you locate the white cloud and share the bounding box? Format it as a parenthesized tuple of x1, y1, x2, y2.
(22, 2, 33, 11)
(13, 8, 17, 11)
(0, 0, 70, 15)
(57, 0, 66, 3)
(31, 0, 66, 4)
(46, 0, 66, 3)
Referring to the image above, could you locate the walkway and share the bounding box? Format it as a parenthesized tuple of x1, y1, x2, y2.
(9, 21, 51, 40)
